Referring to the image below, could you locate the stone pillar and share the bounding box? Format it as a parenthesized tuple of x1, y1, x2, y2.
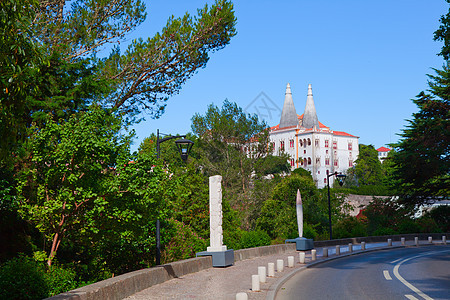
(207, 175, 227, 252)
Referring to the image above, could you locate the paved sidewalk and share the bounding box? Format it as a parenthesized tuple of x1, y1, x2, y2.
(125, 240, 440, 300)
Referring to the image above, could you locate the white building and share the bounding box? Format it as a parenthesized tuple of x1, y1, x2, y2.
(377, 146, 391, 163)
(269, 83, 359, 188)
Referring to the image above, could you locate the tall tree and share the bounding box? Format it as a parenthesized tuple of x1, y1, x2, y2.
(191, 100, 275, 228)
(388, 2, 450, 206)
(346, 144, 385, 187)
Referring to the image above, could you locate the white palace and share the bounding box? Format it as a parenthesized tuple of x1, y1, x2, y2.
(269, 83, 359, 188)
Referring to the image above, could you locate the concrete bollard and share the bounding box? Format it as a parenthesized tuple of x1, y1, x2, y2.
(299, 252, 305, 264)
(252, 275, 260, 292)
(288, 256, 294, 267)
(268, 263, 275, 277)
(401, 237, 405, 246)
(336, 245, 340, 255)
(236, 292, 248, 300)
(428, 236, 432, 244)
(258, 266, 266, 283)
(388, 239, 392, 246)
(348, 243, 353, 252)
(443, 236, 447, 245)
(311, 249, 317, 261)
(415, 237, 419, 246)
(276, 259, 284, 272)
(323, 248, 328, 257)
(361, 242, 366, 250)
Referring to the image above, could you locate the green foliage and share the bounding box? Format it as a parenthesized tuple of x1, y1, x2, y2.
(416, 217, 442, 233)
(256, 174, 347, 240)
(333, 217, 368, 239)
(191, 99, 272, 227)
(346, 144, 385, 187)
(363, 197, 408, 235)
(44, 263, 78, 297)
(397, 219, 421, 234)
(291, 167, 313, 180)
(238, 230, 271, 249)
(0, 256, 48, 300)
(434, 0, 450, 60)
(424, 205, 450, 232)
(372, 227, 398, 236)
(162, 219, 207, 264)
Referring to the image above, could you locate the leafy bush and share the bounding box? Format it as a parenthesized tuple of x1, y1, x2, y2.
(162, 219, 207, 264)
(238, 230, 271, 249)
(372, 227, 397, 236)
(0, 256, 48, 300)
(416, 217, 442, 233)
(333, 217, 367, 239)
(397, 219, 421, 234)
(44, 263, 79, 297)
(424, 205, 450, 232)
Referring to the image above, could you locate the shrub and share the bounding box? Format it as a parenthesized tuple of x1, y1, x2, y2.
(0, 256, 48, 300)
(238, 230, 271, 249)
(416, 217, 442, 233)
(44, 263, 79, 297)
(372, 227, 397, 236)
(397, 219, 421, 234)
(333, 217, 367, 239)
(424, 205, 450, 232)
(161, 219, 207, 264)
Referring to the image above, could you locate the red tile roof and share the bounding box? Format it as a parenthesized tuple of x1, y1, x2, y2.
(333, 131, 357, 137)
(377, 147, 391, 152)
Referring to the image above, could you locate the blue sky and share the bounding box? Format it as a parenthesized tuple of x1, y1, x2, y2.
(124, 0, 447, 152)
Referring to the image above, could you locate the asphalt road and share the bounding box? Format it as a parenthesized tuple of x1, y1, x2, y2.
(276, 245, 450, 300)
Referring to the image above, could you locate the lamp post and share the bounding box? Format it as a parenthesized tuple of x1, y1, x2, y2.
(326, 170, 346, 240)
(155, 129, 194, 265)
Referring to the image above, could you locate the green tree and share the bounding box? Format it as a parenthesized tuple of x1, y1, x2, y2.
(15, 106, 172, 267)
(191, 99, 273, 227)
(346, 144, 384, 186)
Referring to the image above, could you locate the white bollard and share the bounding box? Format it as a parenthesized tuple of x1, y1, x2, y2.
(323, 248, 328, 257)
(401, 237, 405, 246)
(348, 243, 353, 252)
(311, 249, 317, 261)
(268, 263, 275, 277)
(236, 292, 248, 300)
(415, 237, 419, 246)
(428, 236, 433, 244)
(361, 241, 366, 250)
(288, 256, 294, 267)
(276, 259, 284, 272)
(258, 266, 266, 283)
(336, 245, 340, 255)
(388, 239, 392, 246)
(443, 236, 447, 245)
(299, 252, 305, 264)
(252, 275, 260, 292)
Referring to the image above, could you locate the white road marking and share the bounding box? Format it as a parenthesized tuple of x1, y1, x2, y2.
(383, 270, 392, 280)
(405, 295, 419, 300)
(392, 250, 450, 300)
(391, 257, 403, 264)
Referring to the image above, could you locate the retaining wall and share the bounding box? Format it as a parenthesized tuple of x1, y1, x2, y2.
(46, 233, 447, 300)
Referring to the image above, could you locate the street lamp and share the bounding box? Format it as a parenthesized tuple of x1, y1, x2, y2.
(155, 129, 194, 265)
(326, 170, 346, 240)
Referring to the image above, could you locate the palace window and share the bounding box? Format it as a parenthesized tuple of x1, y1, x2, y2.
(349, 160, 353, 167)
(348, 142, 352, 150)
(308, 157, 311, 165)
(290, 139, 294, 148)
(299, 140, 303, 147)
(325, 140, 329, 148)
(280, 141, 285, 151)
(308, 138, 311, 146)
(316, 157, 320, 164)
(325, 157, 330, 165)
(333, 141, 337, 149)
(290, 158, 295, 167)
(315, 139, 319, 147)
(334, 159, 338, 167)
